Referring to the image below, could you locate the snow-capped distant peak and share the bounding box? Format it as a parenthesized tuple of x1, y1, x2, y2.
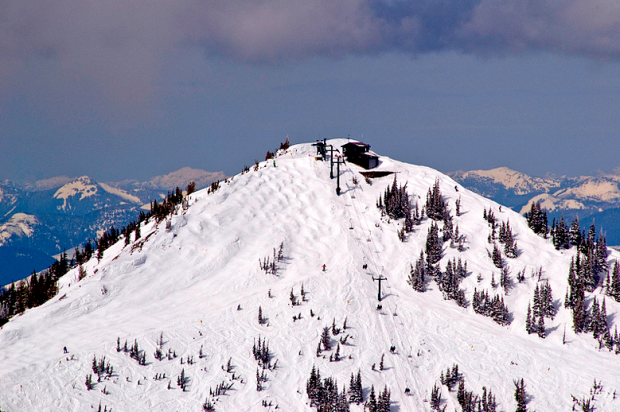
(453, 167, 560, 195)
(98, 183, 142, 204)
(53, 176, 98, 210)
(146, 167, 226, 190)
(0, 213, 39, 247)
(34, 176, 75, 191)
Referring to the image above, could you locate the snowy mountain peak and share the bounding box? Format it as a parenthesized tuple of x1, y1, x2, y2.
(1, 140, 620, 411)
(0, 213, 39, 247)
(450, 167, 561, 195)
(53, 176, 99, 210)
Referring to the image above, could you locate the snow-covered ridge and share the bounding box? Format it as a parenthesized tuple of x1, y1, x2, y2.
(450, 167, 562, 195)
(1, 140, 619, 411)
(99, 183, 142, 204)
(0, 213, 39, 247)
(53, 176, 99, 210)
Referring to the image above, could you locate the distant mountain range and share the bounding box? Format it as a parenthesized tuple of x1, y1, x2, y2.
(449, 167, 620, 245)
(0, 168, 224, 285)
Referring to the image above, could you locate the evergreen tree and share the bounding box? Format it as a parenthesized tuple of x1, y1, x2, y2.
(525, 202, 547, 237)
(258, 306, 264, 324)
(365, 385, 378, 412)
(491, 244, 503, 268)
(348, 370, 363, 404)
(514, 378, 527, 412)
(426, 222, 443, 265)
(378, 175, 412, 221)
(532, 284, 541, 318)
(430, 383, 442, 410)
(541, 282, 555, 319)
(608, 261, 620, 302)
(321, 327, 331, 351)
(537, 315, 545, 338)
(425, 179, 447, 220)
(569, 217, 581, 247)
(572, 290, 588, 333)
(408, 251, 426, 292)
(377, 386, 391, 412)
(552, 216, 570, 250)
(525, 303, 533, 334)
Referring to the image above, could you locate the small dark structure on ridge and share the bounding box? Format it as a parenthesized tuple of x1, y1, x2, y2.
(341, 142, 379, 169)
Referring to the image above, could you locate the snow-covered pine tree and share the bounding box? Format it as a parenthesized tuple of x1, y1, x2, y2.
(321, 327, 331, 351)
(430, 383, 441, 410)
(408, 251, 426, 292)
(569, 217, 581, 246)
(500, 221, 518, 258)
(481, 386, 497, 412)
(525, 201, 547, 237)
(552, 216, 570, 250)
(348, 370, 363, 404)
(378, 175, 412, 220)
(377, 385, 391, 412)
(491, 244, 503, 268)
(532, 284, 541, 318)
(514, 378, 527, 412)
(500, 266, 511, 294)
(572, 290, 588, 333)
(525, 303, 533, 334)
(258, 306, 265, 324)
(537, 315, 545, 338)
(541, 282, 555, 319)
(425, 179, 447, 221)
(425, 222, 442, 280)
(442, 212, 454, 242)
(365, 385, 378, 412)
(608, 261, 620, 302)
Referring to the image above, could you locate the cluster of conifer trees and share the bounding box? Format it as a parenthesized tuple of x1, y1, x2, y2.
(306, 366, 389, 412)
(484, 208, 518, 260)
(0, 253, 69, 326)
(435, 364, 498, 412)
(91, 355, 114, 381)
(557, 217, 616, 344)
(472, 289, 511, 326)
(425, 179, 448, 221)
(150, 187, 186, 222)
(551, 216, 608, 258)
(525, 282, 554, 337)
(376, 175, 419, 241)
(306, 366, 350, 411)
(252, 336, 273, 369)
(525, 202, 548, 236)
(438, 258, 468, 307)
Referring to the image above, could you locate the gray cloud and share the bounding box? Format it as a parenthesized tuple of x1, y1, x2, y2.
(2, 0, 620, 118)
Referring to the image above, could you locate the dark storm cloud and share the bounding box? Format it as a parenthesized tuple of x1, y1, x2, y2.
(2, 0, 620, 110)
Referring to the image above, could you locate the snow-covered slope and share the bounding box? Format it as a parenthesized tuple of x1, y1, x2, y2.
(1, 141, 619, 411)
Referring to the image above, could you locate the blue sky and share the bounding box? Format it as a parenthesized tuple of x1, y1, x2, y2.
(1, 0, 620, 182)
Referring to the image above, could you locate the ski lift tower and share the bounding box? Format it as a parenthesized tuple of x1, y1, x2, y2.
(334, 154, 345, 195)
(373, 275, 387, 301)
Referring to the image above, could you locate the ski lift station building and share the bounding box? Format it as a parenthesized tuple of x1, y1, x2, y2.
(341, 142, 379, 169)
